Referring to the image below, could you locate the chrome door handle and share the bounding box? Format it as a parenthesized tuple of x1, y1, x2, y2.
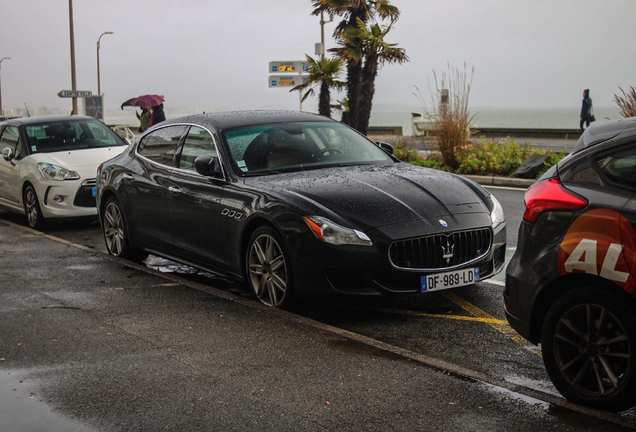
(122, 173, 135, 181)
(168, 186, 182, 194)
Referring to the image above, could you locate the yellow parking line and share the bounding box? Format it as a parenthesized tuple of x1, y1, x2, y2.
(442, 292, 542, 357)
(374, 291, 541, 357)
(372, 307, 506, 325)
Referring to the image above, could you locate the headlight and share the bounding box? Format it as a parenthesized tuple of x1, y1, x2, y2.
(38, 163, 80, 181)
(304, 216, 373, 246)
(490, 195, 505, 228)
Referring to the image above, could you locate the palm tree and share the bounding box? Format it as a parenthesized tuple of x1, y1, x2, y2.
(331, 97, 350, 123)
(291, 55, 346, 117)
(356, 20, 408, 135)
(312, 0, 401, 130)
(329, 23, 364, 127)
(312, 0, 400, 35)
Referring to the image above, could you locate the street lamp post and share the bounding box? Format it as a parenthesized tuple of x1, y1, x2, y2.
(68, 0, 78, 114)
(97, 31, 114, 95)
(317, 12, 334, 59)
(0, 56, 10, 116)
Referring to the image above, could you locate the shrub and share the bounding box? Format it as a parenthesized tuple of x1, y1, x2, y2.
(453, 137, 566, 177)
(414, 63, 477, 169)
(392, 136, 567, 179)
(386, 137, 421, 163)
(613, 86, 636, 118)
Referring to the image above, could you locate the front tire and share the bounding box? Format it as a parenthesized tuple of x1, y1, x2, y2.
(102, 197, 147, 261)
(245, 226, 293, 308)
(23, 185, 44, 229)
(541, 286, 636, 412)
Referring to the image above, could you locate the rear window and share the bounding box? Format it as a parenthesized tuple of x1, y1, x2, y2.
(595, 145, 636, 187)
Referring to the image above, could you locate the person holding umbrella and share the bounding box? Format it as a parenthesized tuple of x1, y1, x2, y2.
(151, 103, 166, 126)
(136, 108, 153, 132)
(120, 94, 165, 132)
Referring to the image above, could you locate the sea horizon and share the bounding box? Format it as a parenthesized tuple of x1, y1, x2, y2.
(2, 105, 623, 136)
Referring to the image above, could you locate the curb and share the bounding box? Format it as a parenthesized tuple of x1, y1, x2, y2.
(462, 174, 535, 189)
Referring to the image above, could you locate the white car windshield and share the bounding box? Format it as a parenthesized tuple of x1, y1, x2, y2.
(25, 120, 126, 154)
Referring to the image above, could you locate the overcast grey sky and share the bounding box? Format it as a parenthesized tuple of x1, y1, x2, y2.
(1, 0, 634, 114)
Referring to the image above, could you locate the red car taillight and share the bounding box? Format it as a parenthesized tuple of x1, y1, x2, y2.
(523, 178, 588, 224)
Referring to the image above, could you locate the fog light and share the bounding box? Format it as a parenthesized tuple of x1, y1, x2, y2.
(53, 195, 64, 203)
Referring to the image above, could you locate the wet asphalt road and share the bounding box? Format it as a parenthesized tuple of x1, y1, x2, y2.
(1, 187, 636, 431)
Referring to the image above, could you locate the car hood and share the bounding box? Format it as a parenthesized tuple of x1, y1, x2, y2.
(245, 164, 489, 230)
(27, 146, 127, 170)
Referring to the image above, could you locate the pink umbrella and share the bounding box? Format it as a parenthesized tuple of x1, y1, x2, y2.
(120, 94, 165, 109)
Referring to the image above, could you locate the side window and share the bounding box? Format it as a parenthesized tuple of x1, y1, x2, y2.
(137, 125, 188, 167)
(178, 126, 217, 172)
(83, 122, 119, 145)
(0, 126, 19, 152)
(0, 126, 23, 159)
(595, 145, 636, 188)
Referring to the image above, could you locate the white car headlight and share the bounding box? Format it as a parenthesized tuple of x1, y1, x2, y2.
(490, 195, 505, 228)
(38, 163, 80, 181)
(304, 216, 372, 246)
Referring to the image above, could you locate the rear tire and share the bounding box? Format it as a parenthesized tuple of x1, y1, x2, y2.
(102, 196, 148, 261)
(23, 185, 45, 229)
(245, 226, 294, 308)
(541, 286, 636, 412)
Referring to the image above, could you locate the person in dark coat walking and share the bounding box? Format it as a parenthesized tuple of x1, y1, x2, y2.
(580, 89, 594, 132)
(151, 103, 166, 126)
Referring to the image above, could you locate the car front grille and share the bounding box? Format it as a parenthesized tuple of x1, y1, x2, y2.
(73, 179, 97, 208)
(389, 228, 492, 270)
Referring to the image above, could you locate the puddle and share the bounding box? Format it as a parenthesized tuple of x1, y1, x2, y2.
(0, 369, 96, 432)
(504, 375, 560, 396)
(143, 255, 247, 296)
(482, 381, 551, 410)
(65, 265, 95, 271)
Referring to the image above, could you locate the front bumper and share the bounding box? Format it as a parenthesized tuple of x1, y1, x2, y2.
(291, 221, 507, 296)
(34, 178, 98, 219)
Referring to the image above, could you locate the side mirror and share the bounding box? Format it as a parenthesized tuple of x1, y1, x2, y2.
(194, 156, 224, 179)
(375, 141, 394, 155)
(1, 147, 14, 162)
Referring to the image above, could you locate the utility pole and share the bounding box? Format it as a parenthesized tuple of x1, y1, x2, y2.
(68, 0, 78, 114)
(0, 57, 10, 116)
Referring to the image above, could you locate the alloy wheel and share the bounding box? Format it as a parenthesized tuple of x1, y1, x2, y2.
(24, 187, 41, 228)
(552, 303, 631, 398)
(247, 232, 288, 307)
(103, 201, 125, 256)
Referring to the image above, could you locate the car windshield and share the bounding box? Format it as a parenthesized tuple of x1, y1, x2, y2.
(223, 121, 393, 175)
(25, 119, 126, 154)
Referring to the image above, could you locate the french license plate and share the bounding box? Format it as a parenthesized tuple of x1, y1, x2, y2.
(421, 267, 480, 292)
(92, 187, 97, 197)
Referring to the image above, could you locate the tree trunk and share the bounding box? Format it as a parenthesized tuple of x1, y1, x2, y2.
(318, 82, 331, 117)
(345, 61, 361, 130)
(357, 58, 378, 136)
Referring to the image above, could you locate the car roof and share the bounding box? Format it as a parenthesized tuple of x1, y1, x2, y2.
(573, 116, 636, 154)
(158, 110, 332, 132)
(2, 115, 97, 126)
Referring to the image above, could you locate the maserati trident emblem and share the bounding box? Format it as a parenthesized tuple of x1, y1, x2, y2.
(441, 239, 455, 264)
(439, 219, 448, 227)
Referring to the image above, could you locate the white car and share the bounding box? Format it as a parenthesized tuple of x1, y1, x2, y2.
(0, 115, 128, 228)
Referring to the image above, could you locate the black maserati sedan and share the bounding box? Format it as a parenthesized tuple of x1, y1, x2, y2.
(505, 117, 636, 411)
(96, 111, 506, 308)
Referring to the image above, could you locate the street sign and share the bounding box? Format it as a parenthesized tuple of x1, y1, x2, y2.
(58, 90, 93, 98)
(269, 61, 309, 74)
(269, 76, 308, 88)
